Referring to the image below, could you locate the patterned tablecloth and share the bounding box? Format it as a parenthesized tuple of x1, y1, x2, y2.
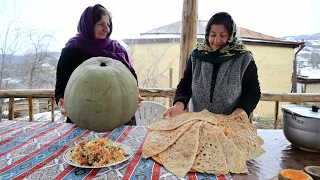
(0, 120, 319, 180)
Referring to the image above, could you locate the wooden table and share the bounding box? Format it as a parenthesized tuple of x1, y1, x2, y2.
(233, 130, 320, 180)
(0, 121, 319, 180)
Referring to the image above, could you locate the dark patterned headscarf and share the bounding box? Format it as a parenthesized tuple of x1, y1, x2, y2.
(191, 12, 249, 64)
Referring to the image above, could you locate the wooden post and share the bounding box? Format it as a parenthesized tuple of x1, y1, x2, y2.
(9, 97, 14, 120)
(179, 0, 198, 79)
(169, 68, 173, 107)
(146, 96, 152, 101)
(51, 97, 55, 122)
(249, 112, 253, 124)
(274, 101, 279, 129)
(28, 97, 34, 122)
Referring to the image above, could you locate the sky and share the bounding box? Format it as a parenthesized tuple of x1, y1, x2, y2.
(1, 0, 320, 51)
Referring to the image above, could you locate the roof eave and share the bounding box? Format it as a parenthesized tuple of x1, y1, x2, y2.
(297, 77, 320, 84)
(123, 36, 301, 48)
(240, 37, 301, 48)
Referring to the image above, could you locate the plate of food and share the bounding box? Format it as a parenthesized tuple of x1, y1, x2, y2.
(63, 138, 133, 168)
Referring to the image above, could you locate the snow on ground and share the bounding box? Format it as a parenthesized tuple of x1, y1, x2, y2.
(23, 111, 66, 123)
(303, 46, 314, 52)
(1, 111, 66, 123)
(299, 50, 312, 54)
(297, 57, 309, 62)
(307, 40, 320, 46)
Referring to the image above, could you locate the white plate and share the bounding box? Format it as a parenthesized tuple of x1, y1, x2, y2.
(63, 142, 133, 168)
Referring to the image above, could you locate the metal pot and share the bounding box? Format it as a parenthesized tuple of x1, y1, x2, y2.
(281, 104, 320, 151)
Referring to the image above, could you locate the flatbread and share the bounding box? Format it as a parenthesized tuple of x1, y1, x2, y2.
(152, 154, 198, 172)
(159, 121, 203, 177)
(142, 110, 266, 177)
(216, 131, 248, 174)
(229, 127, 264, 146)
(147, 112, 203, 131)
(196, 110, 224, 125)
(191, 123, 228, 175)
(223, 122, 257, 134)
(217, 111, 250, 124)
(142, 120, 198, 158)
(147, 110, 221, 131)
(201, 121, 225, 132)
(226, 131, 262, 160)
(251, 146, 266, 159)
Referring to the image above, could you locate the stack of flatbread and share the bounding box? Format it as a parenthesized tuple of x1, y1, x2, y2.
(142, 110, 265, 178)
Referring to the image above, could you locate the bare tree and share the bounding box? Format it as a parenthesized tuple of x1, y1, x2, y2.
(310, 49, 320, 69)
(0, 2, 22, 120)
(0, 3, 22, 89)
(128, 38, 178, 88)
(45, 54, 59, 87)
(127, 38, 179, 106)
(22, 29, 56, 89)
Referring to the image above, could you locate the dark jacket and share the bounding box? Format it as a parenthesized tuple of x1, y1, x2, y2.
(174, 57, 261, 116)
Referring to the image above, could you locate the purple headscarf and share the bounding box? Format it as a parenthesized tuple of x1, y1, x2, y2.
(65, 4, 132, 69)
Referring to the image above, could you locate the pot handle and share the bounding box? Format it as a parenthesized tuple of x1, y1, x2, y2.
(312, 105, 319, 112)
(291, 113, 304, 124)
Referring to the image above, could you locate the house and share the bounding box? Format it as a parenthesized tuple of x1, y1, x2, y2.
(297, 67, 320, 93)
(123, 20, 301, 117)
(297, 77, 320, 93)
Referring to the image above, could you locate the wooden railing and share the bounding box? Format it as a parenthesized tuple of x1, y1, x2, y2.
(1, 89, 320, 129)
(0, 88, 176, 122)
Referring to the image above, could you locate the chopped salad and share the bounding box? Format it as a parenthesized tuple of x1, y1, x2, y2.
(69, 138, 129, 166)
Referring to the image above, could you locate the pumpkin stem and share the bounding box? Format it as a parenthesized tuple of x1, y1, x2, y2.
(100, 62, 107, 67)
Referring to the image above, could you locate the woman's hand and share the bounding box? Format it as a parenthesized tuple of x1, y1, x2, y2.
(232, 108, 245, 115)
(58, 98, 68, 116)
(138, 94, 144, 107)
(162, 102, 185, 117)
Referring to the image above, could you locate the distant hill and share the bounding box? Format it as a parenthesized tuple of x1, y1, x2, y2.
(281, 32, 320, 76)
(1, 52, 61, 64)
(281, 33, 320, 47)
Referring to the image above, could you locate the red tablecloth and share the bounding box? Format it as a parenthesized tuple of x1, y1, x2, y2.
(0, 120, 319, 180)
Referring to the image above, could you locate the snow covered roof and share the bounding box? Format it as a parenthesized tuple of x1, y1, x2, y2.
(298, 67, 320, 81)
(141, 20, 280, 41)
(123, 21, 301, 48)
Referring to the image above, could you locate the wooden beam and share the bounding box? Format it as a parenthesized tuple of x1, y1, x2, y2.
(28, 97, 34, 122)
(139, 88, 176, 98)
(9, 97, 14, 120)
(1, 89, 320, 103)
(0, 89, 54, 98)
(274, 101, 279, 129)
(249, 112, 253, 124)
(179, 0, 198, 79)
(169, 68, 173, 106)
(261, 92, 320, 102)
(51, 97, 55, 122)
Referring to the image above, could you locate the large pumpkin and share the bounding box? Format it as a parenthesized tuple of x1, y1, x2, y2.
(64, 57, 139, 132)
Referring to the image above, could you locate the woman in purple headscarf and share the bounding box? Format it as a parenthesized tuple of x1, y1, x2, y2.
(55, 4, 143, 125)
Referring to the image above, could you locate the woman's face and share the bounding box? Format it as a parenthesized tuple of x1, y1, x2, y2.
(208, 24, 230, 51)
(94, 15, 110, 39)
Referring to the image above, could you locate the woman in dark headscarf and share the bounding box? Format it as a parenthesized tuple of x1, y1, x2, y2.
(163, 12, 261, 117)
(55, 4, 143, 124)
